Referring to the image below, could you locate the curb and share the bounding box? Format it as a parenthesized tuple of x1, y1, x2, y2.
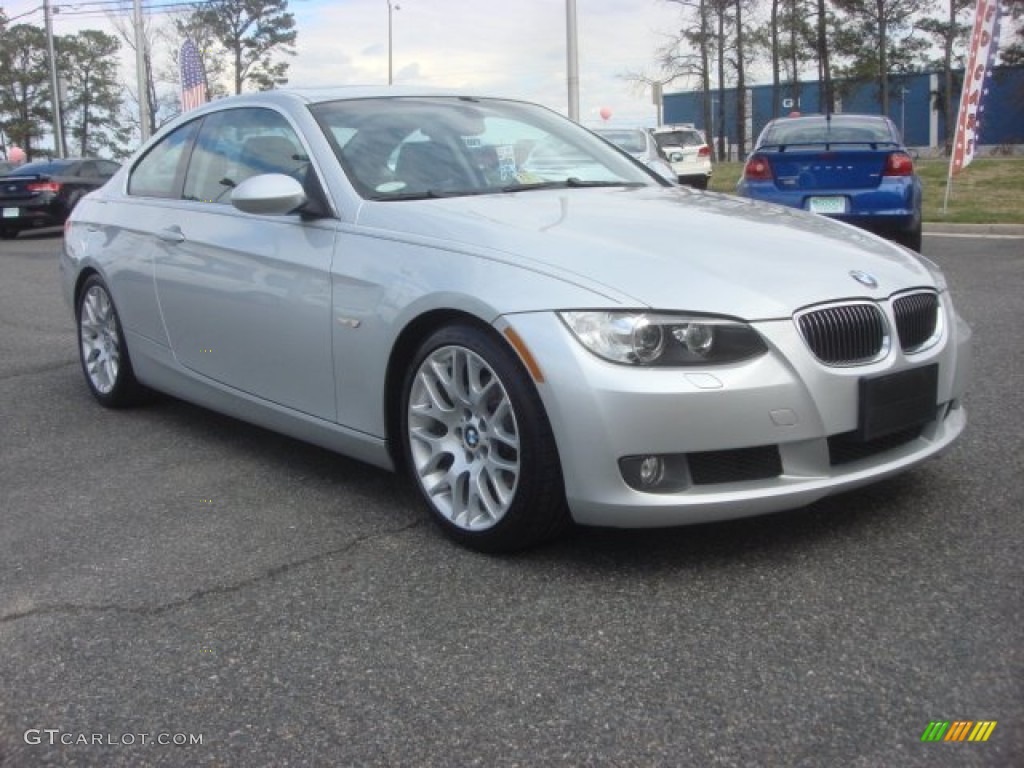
(923, 223, 1024, 235)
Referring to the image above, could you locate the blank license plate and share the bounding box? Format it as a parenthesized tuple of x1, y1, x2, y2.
(807, 196, 847, 214)
(858, 364, 938, 441)
(2, 207, 18, 218)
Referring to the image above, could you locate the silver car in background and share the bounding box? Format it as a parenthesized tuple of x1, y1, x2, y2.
(62, 87, 971, 552)
(593, 128, 676, 183)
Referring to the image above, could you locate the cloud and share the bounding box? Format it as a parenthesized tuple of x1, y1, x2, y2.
(289, 0, 681, 127)
(39, 0, 683, 128)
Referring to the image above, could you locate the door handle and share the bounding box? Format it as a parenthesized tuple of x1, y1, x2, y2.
(156, 226, 185, 244)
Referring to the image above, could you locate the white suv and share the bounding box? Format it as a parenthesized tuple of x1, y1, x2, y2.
(652, 125, 712, 189)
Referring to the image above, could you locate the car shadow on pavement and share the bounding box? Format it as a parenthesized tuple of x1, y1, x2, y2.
(539, 471, 936, 570)
(63, 374, 941, 569)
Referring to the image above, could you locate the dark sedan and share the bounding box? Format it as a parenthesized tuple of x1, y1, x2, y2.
(1, 157, 120, 239)
(736, 114, 923, 251)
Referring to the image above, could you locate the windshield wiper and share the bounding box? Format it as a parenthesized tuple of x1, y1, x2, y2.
(371, 188, 459, 201)
(501, 178, 644, 193)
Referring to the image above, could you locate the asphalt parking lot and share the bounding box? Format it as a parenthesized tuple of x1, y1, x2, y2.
(1, 227, 1021, 767)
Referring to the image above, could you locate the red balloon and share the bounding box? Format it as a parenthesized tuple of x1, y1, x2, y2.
(599, 107, 612, 121)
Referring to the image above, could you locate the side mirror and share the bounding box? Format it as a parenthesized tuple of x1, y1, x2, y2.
(231, 173, 307, 216)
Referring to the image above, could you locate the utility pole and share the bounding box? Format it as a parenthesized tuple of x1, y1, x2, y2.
(134, 0, 151, 142)
(566, 0, 579, 121)
(43, 0, 65, 158)
(387, 1, 400, 86)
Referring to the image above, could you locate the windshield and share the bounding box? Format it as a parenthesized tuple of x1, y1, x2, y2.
(596, 130, 648, 154)
(310, 97, 658, 200)
(759, 117, 896, 147)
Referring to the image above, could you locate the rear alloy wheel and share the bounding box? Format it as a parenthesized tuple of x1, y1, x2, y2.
(402, 324, 569, 552)
(77, 275, 147, 407)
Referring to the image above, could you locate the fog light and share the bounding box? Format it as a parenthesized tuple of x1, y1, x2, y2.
(619, 454, 689, 493)
(638, 455, 665, 487)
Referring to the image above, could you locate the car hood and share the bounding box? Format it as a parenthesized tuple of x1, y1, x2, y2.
(356, 186, 935, 318)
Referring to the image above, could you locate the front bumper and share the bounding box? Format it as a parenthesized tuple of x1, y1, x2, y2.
(499, 297, 970, 528)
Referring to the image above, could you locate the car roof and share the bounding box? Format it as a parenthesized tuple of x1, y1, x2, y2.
(188, 86, 496, 111)
(765, 113, 891, 127)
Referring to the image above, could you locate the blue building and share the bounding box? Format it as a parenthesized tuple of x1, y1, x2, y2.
(662, 65, 1024, 158)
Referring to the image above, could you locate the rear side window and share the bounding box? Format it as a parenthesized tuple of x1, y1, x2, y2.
(128, 120, 200, 198)
(97, 160, 120, 178)
(598, 130, 647, 153)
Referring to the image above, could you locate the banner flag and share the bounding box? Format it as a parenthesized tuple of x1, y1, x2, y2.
(950, 0, 1003, 174)
(180, 39, 209, 112)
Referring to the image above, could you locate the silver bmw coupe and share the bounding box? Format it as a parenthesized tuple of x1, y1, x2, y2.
(61, 88, 971, 551)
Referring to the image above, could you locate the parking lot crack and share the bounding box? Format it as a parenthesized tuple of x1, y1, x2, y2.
(0, 519, 424, 625)
(0, 358, 78, 382)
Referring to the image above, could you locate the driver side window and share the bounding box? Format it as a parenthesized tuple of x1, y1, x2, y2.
(183, 108, 309, 205)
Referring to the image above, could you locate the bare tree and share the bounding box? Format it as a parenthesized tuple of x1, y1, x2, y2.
(656, 0, 716, 140)
(106, 10, 175, 136)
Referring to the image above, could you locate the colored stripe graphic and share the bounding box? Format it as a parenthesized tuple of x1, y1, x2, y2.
(922, 720, 997, 742)
(945, 721, 973, 741)
(968, 721, 997, 742)
(921, 722, 950, 741)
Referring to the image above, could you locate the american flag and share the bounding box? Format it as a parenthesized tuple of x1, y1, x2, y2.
(950, 0, 1002, 174)
(180, 38, 208, 112)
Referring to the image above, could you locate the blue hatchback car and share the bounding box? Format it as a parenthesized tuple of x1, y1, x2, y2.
(736, 114, 923, 251)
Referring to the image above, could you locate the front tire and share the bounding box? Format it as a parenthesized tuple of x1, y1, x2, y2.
(401, 323, 569, 552)
(76, 275, 147, 407)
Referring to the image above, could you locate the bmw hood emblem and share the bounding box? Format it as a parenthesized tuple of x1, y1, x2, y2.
(849, 270, 879, 288)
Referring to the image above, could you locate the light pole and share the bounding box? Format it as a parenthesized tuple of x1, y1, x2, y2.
(387, 1, 400, 86)
(133, 0, 150, 141)
(900, 87, 910, 141)
(43, 0, 65, 157)
(566, 0, 579, 121)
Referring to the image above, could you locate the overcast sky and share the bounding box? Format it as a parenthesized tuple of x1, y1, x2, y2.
(5, 0, 685, 128)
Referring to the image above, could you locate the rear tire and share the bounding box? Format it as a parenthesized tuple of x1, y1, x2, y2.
(76, 275, 148, 407)
(401, 323, 570, 552)
(0, 227, 17, 240)
(896, 222, 922, 253)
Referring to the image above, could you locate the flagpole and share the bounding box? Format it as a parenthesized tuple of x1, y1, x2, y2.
(942, 151, 955, 215)
(943, 0, 1002, 215)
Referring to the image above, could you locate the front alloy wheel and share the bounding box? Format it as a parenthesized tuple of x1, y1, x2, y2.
(402, 324, 568, 552)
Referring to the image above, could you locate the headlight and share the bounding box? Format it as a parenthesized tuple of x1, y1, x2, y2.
(559, 311, 768, 366)
(913, 253, 948, 293)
